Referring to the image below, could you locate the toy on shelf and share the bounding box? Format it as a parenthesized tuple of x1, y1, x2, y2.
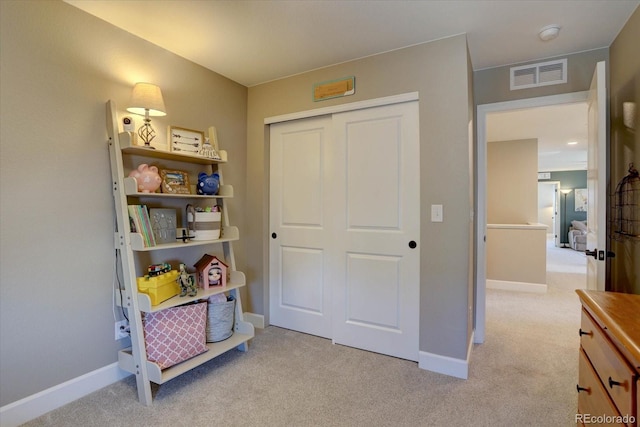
(128, 164, 162, 193)
(148, 262, 171, 277)
(194, 254, 228, 290)
(197, 172, 220, 195)
(177, 263, 197, 297)
(137, 266, 180, 306)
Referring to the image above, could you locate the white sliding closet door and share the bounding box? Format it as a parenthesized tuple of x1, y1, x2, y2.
(269, 116, 334, 338)
(331, 102, 420, 361)
(269, 101, 420, 361)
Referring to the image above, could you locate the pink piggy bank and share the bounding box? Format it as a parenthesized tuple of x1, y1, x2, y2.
(128, 164, 161, 193)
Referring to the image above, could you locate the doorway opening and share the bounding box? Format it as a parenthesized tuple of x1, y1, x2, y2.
(475, 91, 590, 343)
(538, 180, 560, 244)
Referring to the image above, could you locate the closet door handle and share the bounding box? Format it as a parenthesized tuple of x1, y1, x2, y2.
(408, 241, 417, 249)
(271, 232, 277, 239)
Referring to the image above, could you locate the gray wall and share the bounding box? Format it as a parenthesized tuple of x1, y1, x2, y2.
(247, 35, 475, 360)
(474, 48, 609, 105)
(0, 1, 247, 406)
(4, 0, 635, 413)
(473, 47, 609, 292)
(472, 46, 611, 351)
(609, 6, 640, 294)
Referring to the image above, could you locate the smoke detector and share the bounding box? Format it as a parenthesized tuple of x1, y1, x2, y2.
(539, 25, 561, 41)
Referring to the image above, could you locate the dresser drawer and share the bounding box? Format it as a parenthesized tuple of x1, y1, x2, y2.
(581, 309, 637, 420)
(578, 348, 625, 426)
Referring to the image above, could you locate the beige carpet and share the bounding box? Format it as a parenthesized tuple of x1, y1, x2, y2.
(546, 234, 588, 291)
(22, 247, 585, 427)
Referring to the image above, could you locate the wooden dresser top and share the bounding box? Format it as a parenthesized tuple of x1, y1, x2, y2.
(576, 289, 640, 372)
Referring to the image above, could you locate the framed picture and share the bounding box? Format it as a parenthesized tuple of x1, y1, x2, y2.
(169, 126, 204, 155)
(575, 188, 588, 212)
(160, 169, 191, 194)
(149, 208, 177, 244)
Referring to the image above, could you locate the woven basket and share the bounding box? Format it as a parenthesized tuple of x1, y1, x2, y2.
(206, 296, 235, 342)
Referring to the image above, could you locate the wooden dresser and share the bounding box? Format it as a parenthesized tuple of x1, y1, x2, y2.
(576, 290, 640, 426)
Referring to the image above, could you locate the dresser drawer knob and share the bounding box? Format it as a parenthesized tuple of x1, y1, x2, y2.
(576, 384, 590, 394)
(579, 328, 592, 337)
(608, 376, 623, 389)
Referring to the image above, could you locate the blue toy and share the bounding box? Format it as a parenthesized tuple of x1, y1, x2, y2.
(197, 172, 220, 195)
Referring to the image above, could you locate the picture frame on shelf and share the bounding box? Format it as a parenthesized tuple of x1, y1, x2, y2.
(169, 126, 204, 155)
(149, 208, 177, 244)
(160, 169, 191, 194)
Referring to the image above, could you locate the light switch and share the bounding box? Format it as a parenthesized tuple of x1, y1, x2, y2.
(431, 204, 443, 222)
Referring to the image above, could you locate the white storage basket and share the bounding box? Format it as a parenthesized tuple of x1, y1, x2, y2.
(187, 211, 221, 241)
(206, 296, 235, 342)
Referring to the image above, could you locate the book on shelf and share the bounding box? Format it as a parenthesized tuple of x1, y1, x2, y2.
(127, 205, 156, 247)
(140, 205, 156, 246)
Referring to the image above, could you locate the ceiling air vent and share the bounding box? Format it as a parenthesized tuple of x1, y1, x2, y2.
(510, 59, 567, 90)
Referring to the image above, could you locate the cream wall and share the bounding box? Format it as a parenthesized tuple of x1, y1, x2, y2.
(0, 1, 247, 406)
(487, 139, 538, 224)
(486, 225, 547, 285)
(247, 36, 474, 361)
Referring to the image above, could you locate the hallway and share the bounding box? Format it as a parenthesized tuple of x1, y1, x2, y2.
(546, 235, 587, 291)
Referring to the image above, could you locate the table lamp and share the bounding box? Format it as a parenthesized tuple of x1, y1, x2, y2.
(127, 83, 166, 149)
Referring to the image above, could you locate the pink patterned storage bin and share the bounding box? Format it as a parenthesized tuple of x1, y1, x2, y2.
(143, 302, 208, 370)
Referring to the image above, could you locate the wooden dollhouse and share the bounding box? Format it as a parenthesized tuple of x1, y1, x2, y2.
(194, 254, 228, 290)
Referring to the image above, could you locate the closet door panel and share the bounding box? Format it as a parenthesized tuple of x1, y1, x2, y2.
(269, 116, 333, 338)
(345, 118, 400, 229)
(332, 101, 420, 361)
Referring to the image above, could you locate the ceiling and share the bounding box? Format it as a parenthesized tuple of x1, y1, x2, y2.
(65, 0, 638, 87)
(65, 0, 637, 172)
(487, 102, 588, 172)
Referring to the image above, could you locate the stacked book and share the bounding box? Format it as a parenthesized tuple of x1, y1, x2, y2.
(128, 205, 156, 247)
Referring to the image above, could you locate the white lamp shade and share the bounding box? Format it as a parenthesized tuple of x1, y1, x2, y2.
(127, 83, 166, 116)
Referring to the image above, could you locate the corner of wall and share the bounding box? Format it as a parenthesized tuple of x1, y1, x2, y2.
(418, 330, 474, 380)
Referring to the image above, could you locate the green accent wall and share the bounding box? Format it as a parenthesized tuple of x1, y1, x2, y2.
(539, 170, 587, 242)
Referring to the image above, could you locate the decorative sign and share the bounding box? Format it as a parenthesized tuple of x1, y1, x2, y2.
(313, 76, 355, 102)
(169, 126, 204, 155)
(537, 172, 551, 180)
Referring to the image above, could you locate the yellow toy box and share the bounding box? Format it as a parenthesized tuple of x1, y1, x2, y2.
(136, 270, 180, 305)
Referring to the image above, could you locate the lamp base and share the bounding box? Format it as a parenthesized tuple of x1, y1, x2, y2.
(138, 120, 156, 149)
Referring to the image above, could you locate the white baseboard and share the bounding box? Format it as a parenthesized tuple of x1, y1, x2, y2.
(418, 331, 473, 380)
(0, 363, 131, 427)
(486, 279, 547, 293)
(243, 312, 265, 329)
